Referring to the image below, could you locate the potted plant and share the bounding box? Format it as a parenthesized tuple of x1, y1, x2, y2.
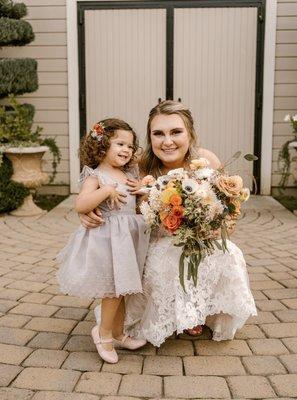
(278, 114, 297, 190)
(0, 95, 61, 216)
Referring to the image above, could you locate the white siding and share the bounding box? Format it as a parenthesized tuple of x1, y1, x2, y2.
(85, 8, 166, 143)
(174, 7, 257, 188)
(0, 1, 69, 187)
(273, 1, 297, 188)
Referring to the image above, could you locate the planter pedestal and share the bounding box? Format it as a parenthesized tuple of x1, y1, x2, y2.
(4, 146, 49, 217)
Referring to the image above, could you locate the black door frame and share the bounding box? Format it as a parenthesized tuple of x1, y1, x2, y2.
(77, 0, 265, 187)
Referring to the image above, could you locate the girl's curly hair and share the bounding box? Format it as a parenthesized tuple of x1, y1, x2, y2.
(80, 118, 138, 169)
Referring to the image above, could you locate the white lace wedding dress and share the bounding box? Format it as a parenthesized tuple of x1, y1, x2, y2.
(123, 235, 257, 347)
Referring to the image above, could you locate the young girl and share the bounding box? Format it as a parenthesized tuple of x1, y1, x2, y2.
(57, 118, 149, 363)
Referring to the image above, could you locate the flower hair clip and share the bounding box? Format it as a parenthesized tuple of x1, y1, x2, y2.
(90, 122, 105, 142)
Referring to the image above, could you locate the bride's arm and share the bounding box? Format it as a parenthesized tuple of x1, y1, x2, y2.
(197, 147, 221, 170)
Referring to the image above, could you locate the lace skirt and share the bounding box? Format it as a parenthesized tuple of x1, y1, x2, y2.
(124, 237, 257, 347)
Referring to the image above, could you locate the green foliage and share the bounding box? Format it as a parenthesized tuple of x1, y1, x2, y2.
(0, 58, 38, 98)
(278, 115, 297, 190)
(0, 95, 42, 144)
(42, 137, 61, 183)
(0, 155, 29, 213)
(0, 17, 34, 46)
(0, 0, 27, 19)
(0, 96, 61, 182)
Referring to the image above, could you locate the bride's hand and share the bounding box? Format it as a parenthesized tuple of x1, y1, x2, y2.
(79, 207, 105, 229)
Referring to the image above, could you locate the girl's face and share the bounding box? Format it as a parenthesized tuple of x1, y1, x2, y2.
(103, 129, 134, 168)
(150, 114, 190, 169)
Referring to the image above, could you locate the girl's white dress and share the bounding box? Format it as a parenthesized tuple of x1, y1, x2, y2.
(57, 166, 150, 298)
(123, 232, 257, 347)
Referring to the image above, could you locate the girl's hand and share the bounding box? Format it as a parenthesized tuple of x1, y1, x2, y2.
(126, 178, 143, 195)
(79, 207, 105, 229)
(107, 185, 127, 209)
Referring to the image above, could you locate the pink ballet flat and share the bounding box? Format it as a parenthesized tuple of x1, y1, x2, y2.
(113, 333, 147, 350)
(91, 326, 118, 364)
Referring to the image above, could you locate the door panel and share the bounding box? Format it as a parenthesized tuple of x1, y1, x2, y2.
(174, 7, 258, 187)
(85, 8, 166, 144)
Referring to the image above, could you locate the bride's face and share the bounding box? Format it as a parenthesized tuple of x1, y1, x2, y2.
(150, 114, 190, 168)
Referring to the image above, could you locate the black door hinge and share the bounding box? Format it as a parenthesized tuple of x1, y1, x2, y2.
(79, 9, 84, 25)
(258, 5, 264, 23)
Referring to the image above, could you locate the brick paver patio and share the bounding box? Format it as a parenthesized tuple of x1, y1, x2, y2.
(0, 195, 297, 399)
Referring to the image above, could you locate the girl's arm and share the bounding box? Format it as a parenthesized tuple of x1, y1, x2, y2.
(75, 177, 112, 214)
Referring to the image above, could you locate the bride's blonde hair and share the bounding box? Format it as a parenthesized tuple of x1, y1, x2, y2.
(139, 100, 199, 176)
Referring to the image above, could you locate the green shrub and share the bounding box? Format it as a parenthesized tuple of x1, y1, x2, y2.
(0, 17, 34, 45)
(0, 0, 26, 19)
(0, 155, 29, 213)
(0, 58, 38, 98)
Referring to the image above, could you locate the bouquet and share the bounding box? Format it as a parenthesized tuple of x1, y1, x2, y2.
(140, 155, 253, 291)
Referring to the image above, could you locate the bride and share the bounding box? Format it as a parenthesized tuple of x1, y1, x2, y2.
(81, 100, 257, 347)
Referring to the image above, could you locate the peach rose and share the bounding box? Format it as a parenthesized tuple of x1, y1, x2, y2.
(163, 214, 181, 233)
(141, 175, 156, 186)
(216, 175, 243, 197)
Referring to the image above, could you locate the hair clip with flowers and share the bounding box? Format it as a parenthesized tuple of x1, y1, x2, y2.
(90, 122, 105, 142)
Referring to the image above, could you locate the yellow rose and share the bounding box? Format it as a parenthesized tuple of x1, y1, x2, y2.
(239, 187, 250, 202)
(216, 175, 243, 197)
(161, 188, 178, 205)
(189, 158, 210, 170)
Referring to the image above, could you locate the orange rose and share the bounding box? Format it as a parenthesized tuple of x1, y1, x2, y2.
(172, 205, 184, 218)
(163, 214, 181, 233)
(170, 194, 182, 206)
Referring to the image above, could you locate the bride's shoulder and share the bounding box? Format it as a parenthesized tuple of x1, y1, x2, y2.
(196, 147, 221, 170)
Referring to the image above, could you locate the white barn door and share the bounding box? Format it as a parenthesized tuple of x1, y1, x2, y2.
(85, 9, 166, 144)
(174, 7, 258, 187)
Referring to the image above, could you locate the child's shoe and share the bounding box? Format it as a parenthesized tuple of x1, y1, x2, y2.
(91, 326, 118, 364)
(113, 333, 147, 350)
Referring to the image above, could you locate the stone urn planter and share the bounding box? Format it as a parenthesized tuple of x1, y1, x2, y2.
(4, 146, 49, 216)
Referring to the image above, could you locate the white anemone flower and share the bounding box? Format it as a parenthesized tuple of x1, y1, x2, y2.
(194, 167, 214, 180)
(293, 114, 297, 122)
(182, 178, 199, 194)
(284, 114, 291, 122)
(157, 175, 170, 188)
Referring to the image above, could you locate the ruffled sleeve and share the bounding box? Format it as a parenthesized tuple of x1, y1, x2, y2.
(78, 165, 99, 187)
(126, 163, 140, 180)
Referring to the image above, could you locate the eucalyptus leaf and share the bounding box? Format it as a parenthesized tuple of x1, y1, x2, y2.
(244, 153, 258, 161)
(179, 253, 186, 293)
